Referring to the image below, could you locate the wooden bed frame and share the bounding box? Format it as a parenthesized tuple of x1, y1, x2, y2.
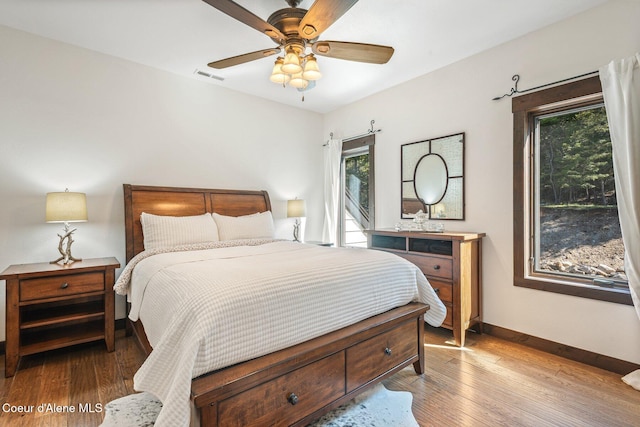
(123, 184, 429, 426)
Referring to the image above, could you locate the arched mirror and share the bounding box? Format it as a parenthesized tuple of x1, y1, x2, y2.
(401, 132, 464, 219)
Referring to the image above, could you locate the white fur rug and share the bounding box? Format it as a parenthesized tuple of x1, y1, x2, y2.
(100, 383, 418, 427)
(622, 369, 640, 391)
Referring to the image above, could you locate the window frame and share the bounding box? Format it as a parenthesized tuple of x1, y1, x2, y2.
(512, 76, 632, 305)
(339, 135, 375, 247)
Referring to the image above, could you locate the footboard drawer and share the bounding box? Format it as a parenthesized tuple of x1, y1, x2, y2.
(192, 303, 429, 427)
(217, 352, 345, 427)
(345, 319, 418, 392)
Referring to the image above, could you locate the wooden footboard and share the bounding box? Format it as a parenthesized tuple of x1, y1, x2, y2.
(189, 302, 428, 427)
(130, 303, 427, 426)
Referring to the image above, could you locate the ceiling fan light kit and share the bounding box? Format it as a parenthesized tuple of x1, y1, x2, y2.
(204, 0, 393, 95)
(274, 48, 321, 90)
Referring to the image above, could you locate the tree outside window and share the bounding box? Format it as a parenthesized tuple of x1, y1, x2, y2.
(535, 104, 626, 284)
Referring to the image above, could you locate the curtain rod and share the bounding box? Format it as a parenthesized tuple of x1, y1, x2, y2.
(324, 119, 381, 145)
(492, 71, 598, 101)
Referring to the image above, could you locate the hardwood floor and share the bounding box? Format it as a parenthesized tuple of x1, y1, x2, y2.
(388, 326, 640, 427)
(0, 330, 142, 427)
(1, 326, 638, 426)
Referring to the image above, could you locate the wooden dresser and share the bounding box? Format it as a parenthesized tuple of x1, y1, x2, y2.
(367, 229, 485, 347)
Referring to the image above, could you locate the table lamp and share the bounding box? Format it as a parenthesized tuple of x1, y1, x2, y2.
(287, 199, 306, 242)
(46, 188, 88, 264)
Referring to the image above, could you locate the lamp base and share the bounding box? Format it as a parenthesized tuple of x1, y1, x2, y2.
(51, 223, 82, 265)
(292, 219, 301, 242)
(50, 254, 82, 265)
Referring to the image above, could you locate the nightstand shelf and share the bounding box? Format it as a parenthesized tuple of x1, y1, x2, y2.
(21, 297, 105, 329)
(1, 257, 120, 377)
(20, 321, 105, 356)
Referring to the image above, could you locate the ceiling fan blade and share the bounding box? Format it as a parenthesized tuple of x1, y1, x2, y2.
(312, 41, 394, 64)
(298, 0, 359, 40)
(202, 0, 286, 42)
(208, 48, 281, 69)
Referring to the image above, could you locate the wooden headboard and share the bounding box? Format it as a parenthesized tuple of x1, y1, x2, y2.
(123, 184, 272, 263)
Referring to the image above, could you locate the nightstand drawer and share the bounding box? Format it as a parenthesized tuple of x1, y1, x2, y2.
(20, 272, 105, 301)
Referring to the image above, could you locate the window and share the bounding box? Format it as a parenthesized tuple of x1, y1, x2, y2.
(340, 135, 375, 247)
(513, 76, 631, 305)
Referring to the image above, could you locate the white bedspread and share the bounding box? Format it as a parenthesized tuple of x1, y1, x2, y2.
(115, 240, 446, 427)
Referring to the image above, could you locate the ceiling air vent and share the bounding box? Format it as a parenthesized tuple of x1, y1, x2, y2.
(193, 69, 225, 81)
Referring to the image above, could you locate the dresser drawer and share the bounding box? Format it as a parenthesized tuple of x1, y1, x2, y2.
(429, 279, 453, 303)
(403, 253, 453, 280)
(20, 272, 105, 302)
(346, 320, 417, 392)
(218, 352, 345, 427)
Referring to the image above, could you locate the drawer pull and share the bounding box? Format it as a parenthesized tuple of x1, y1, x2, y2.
(434, 288, 440, 294)
(287, 393, 299, 406)
(384, 347, 392, 356)
(433, 265, 441, 270)
(60, 283, 69, 289)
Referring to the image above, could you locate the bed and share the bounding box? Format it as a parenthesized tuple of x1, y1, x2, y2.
(118, 184, 446, 427)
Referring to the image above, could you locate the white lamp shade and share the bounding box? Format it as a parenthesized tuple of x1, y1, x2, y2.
(269, 57, 290, 84)
(302, 55, 322, 80)
(46, 191, 88, 223)
(289, 73, 309, 89)
(287, 199, 306, 218)
(282, 50, 302, 74)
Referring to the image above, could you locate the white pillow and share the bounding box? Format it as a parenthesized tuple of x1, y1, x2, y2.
(140, 212, 219, 250)
(212, 211, 275, 241)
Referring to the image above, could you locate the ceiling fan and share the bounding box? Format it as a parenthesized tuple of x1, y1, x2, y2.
(203, 0, 394, 91)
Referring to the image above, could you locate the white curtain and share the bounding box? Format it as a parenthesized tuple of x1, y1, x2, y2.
(322, 139, 343, 244)
(599, 53, 640, 321)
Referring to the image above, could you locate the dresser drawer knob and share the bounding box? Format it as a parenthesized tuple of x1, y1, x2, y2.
(434, 288, 440, 294)
(287, 393, 299, 406)
(60, 283, 69, 289)
(384, 347, 392, 356)
(433, 265, 441, 270)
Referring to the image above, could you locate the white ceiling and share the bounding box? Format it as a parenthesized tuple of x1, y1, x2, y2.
(0, 0, 608, 113)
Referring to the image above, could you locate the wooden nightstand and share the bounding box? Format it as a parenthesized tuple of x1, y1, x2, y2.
(0, 257, 120, 377)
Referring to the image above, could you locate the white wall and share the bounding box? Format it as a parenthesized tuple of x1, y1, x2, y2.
(0, 25, 324, 332)
(324, 1, 640, 364)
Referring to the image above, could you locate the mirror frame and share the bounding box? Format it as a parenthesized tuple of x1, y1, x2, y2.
(401, 132, 465, 220)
